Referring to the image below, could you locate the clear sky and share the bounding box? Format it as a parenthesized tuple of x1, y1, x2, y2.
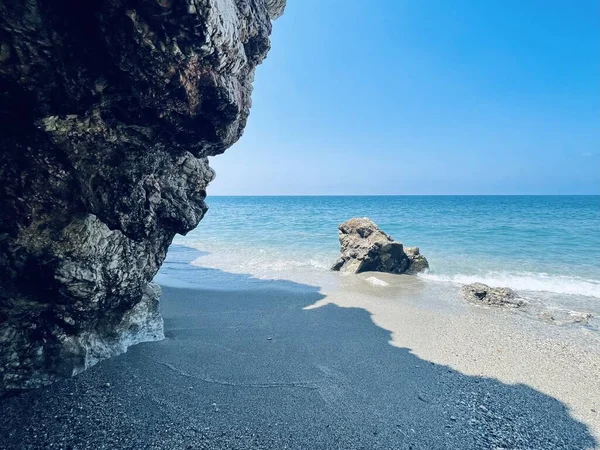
(208, 0, 600, 195)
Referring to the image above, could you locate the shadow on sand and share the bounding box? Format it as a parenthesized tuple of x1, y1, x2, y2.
(0, 246, 596, 449)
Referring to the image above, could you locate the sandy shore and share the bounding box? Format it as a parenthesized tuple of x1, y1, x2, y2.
(1, 270, 599, 449)
(312, 273, 600, 442)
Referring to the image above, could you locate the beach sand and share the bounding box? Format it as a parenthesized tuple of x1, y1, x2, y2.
(1, 271, 599, 449)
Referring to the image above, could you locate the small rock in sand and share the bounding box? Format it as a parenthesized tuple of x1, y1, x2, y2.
(461, 283, 524, 308)
(539, 310, 593, 326)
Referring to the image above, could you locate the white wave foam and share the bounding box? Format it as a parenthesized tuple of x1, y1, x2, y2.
(419, 271, 600, 299)
(178, 239, 332, 274)
(190, 254, 331, 273)
(172, 238, 600, 300)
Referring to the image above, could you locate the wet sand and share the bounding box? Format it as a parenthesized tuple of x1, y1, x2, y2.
(1, 271, 599, 449)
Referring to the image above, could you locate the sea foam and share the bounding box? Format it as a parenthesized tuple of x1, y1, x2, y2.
(419, 271, 600, 299)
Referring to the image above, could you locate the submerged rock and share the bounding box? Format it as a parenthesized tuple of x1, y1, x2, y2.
(0, 0, 285, 395)
(539, 310, 593, 326)
(461, 283, 524, 307)
(331, 218, 429, 275)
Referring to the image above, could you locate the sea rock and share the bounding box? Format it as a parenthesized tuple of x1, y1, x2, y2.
(461, 283, 524, 307)
(331, 218, 429, 275)
(0, 0, 286, 395)
(404, 247, 430, 274)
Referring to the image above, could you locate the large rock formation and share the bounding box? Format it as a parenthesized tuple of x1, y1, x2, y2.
(0, 0, 285, 395)
(331, 218, 429, 275)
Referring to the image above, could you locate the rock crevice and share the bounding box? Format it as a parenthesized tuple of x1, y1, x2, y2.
(0, 0, 285, 395)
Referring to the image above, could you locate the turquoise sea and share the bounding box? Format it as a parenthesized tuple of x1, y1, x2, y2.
(159, 196, 600, 315)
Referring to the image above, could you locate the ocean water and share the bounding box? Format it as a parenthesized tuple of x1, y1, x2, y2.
(160, 196, 600, 316)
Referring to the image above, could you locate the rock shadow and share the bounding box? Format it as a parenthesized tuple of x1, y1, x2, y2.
(0, 246, 596, 449)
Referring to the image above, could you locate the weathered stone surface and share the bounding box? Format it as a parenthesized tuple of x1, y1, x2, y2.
(461, 283, 524, 308)
(403, 246, 430, 274)
(331, 218, 429, 275)
(0, 0, 285, 395)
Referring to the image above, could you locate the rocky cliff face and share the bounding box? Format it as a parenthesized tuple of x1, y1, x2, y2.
(0, 0, 285, 395)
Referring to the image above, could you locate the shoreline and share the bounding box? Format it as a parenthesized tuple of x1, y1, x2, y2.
(158, 243, 600, 332)
(167, 237, 600, 313)
(1, 269, 598, 449)
(309, 272, 600, 440)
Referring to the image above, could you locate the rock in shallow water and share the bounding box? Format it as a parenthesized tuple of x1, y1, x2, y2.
(331, 218, 429, 275)
(403, 246, 430, 274)
(539, 310, 593, 326)
(0, 0, 285, 395)
(461, 283, 524, 308)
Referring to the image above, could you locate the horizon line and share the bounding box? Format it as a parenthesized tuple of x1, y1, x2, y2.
(207, 193, 600, 197)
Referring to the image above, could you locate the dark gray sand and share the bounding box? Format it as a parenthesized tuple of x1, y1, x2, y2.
(1, 274, 597, 449)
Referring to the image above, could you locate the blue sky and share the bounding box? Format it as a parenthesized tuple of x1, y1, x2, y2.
(209, 0, 600, 195)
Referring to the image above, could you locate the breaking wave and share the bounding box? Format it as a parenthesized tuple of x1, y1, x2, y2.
(419, 271, 600, 299)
